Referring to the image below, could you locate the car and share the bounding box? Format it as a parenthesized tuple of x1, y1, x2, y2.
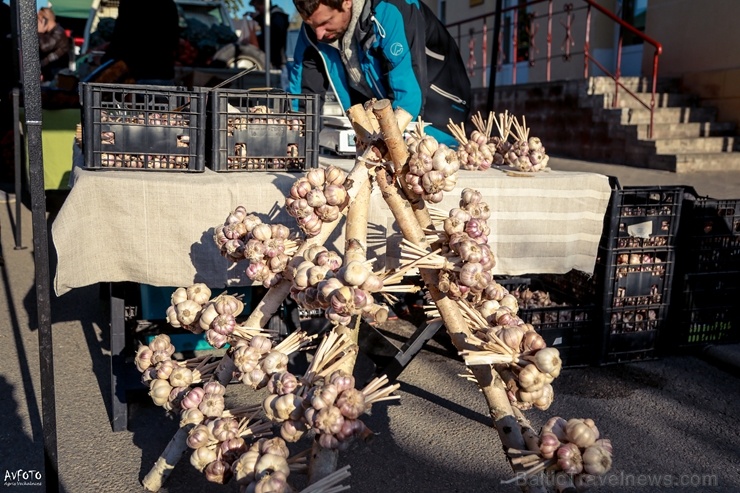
(77, 0, 266, 80)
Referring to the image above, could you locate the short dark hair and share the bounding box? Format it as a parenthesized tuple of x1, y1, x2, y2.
(294, 0, 346, 19)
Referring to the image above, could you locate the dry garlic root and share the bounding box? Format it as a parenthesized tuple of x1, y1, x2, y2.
(286, 166, 349, 237)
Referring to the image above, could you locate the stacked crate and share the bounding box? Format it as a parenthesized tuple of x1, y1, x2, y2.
(595, 187, 684, 363)
(674, 193, 740, 348)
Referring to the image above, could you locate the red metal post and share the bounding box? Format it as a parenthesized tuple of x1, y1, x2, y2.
(512, 8, 518, 84)
(483, 17, 488, 87)
(584, 5, 591, 79)
(613, 35, 623, 108)
(546, 0, 553, 81)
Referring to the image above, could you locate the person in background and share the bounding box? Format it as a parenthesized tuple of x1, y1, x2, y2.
(103, 0, 180, 85)
(37, 7, 70, 82)
(249, 0, 290, 70)
(288, 0, 471, 147)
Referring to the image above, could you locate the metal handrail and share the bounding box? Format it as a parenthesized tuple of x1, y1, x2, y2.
(446, 0, 663, 138)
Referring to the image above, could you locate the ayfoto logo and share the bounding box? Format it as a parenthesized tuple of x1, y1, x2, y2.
(390, 42, 404, 57)
(4, 469, 42, 487)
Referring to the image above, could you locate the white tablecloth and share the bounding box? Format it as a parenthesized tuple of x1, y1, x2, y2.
(52, 162, 613, 296)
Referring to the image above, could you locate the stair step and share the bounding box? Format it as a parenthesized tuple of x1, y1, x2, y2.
(648, 152, 740, 172)
(631, 122, 737, 139)
(587, 76, 682, 95)
(651, 136, 739, 154)
(601, 106, 718, 124)
(586, 92, 694, 110)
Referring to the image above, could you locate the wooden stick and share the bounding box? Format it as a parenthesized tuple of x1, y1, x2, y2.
(373, 99, 407, 175)
(374, 165, 535, 486)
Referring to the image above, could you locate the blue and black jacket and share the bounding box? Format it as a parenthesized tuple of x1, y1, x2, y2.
(288, 0, 471, 146)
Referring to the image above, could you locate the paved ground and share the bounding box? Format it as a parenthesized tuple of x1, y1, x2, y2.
(0, 157, 739, 493)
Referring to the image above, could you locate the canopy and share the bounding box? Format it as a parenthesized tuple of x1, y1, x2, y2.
(49, 0, 93, 19)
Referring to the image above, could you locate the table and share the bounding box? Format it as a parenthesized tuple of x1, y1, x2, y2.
(52, 164, 613, 296)
(51, 162, 612, 430)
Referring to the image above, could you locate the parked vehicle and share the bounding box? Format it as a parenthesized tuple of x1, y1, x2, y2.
(77, 0, 265, 80)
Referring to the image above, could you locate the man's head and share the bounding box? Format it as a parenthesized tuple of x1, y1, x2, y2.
(37, 7, 56, 33)
(294, 0, 352, 43)
(249, 0, 265, 14)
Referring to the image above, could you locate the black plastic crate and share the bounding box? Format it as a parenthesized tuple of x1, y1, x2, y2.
(600, 325, 661, 364)
(498, 276, 596, 367)
(599, 246, 675, 309)
(594, 244, 676, 364)
(674, 272, 740, 347)
(539, 269, 599, 304)
(209, 89, 319, 171)
(602, 186, 684, 249)
(680, 195, 740, 273)
(82, 83, 206, 171)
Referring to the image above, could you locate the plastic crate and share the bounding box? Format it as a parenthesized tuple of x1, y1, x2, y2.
(598, 246, 675, 309)
(498, 276, 596, 367)
(674, 272, 740, 347)
(593, 243, 676, 364)
(209, 89, 320, 171)
(82, 83, 206, 171)
(680, 195, 740, 273)
(539, 270, 599, 304)
(139, 284, 253, 321)
(600, 325, 661, 364)
(602, 186, 684, 249)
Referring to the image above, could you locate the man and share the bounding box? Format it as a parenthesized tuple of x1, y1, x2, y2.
(288, 0, 470, 146)
(37, 7, 70, 82)
(249, 0, 290, 70)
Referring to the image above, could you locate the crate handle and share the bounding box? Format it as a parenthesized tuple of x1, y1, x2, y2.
(209, 66, 258, 92)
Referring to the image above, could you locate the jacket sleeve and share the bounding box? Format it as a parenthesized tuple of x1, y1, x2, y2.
(374, 1, 426, 119)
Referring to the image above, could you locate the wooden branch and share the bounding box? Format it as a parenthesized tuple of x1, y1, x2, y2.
(372, 99, 408, 175)
(308, 141, 375, 485)
(374, 167, 537, 491)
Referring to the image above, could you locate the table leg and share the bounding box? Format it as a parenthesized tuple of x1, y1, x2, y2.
(109, 283, 128, 432)
(379, 322, 443, 383)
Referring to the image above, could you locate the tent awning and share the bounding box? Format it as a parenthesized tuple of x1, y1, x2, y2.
(49, 0, 93, 19)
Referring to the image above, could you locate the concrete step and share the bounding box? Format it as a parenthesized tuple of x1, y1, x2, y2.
(648, 152, 740, 172)
(584, 92, 695, 110)
(587, 76, 682, 95)
(629, 121, 737, 140)
(651, 136, 739, 154)
(599, 106, 718, 125)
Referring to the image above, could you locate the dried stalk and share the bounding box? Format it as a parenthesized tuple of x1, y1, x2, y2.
(374, 166, 542, 492)
(309, 139, 373, 484)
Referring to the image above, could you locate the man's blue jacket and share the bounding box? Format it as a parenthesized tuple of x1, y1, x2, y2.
(288, 0, 471, 146)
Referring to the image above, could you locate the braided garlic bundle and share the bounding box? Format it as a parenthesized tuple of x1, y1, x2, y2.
(260, 331, 399, 453)
(404, 123, 460, 203)
(286, 166, 349, 237)
(506, 417, 613, 487)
